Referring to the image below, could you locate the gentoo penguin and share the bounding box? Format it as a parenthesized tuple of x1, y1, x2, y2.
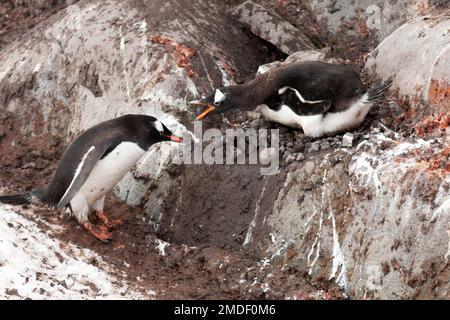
(191, 61, 393, 138)
(0, 114, 183, 242)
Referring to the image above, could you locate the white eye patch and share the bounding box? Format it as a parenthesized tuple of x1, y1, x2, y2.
(214, 89, 226, 104)
(154, 120, 164, 133)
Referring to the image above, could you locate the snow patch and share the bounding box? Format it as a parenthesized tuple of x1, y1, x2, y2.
(0, 205, 143, 299)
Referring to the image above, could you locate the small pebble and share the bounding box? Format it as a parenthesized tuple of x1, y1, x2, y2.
(285, 155, 295, 164)
(296, 153, 305, 162)
(293, 142, 305, 153)
(320, 141, 330, 150)
(342, 132, 354, 147)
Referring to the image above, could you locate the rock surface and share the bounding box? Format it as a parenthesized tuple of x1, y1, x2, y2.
(265, 132, 449, 299)
(0, 0, 449, 300)
(365, 13, 450, 134)
(231, 0, 316, 54)
(308, 0, 442, 41)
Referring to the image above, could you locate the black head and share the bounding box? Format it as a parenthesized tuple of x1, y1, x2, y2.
(147, 116, 183, 144)
(190, 87, 242, 120)
(124, 115, 183, 147)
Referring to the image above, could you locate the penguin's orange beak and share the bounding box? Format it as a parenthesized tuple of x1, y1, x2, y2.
(190, 99, 215, 120)
(195, 105, 215, 120)
(165, 135, 183, 143)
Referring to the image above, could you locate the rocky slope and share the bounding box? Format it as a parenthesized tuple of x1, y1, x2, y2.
(0, 0, 448, 299)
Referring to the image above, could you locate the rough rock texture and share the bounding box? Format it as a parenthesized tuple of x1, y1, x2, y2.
(231, 0, 316, 54)
(0, 0, 283, 243)
(257, 49, 327, 74)
(365, 13, 450, 134)
(1, 0, 449, 300)
(256, 48, 347, 75)
(264, 132, 449, 299)
(308, 0, 442, 41)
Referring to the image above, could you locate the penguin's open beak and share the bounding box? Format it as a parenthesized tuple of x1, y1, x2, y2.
(165, 135, 183, 143)
(190, 99, 215, 120)
(195, 105, 215, 120)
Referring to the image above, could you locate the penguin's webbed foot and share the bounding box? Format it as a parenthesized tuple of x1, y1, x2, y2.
(83, 221, 113, 243)
(96, 210, 123, 228)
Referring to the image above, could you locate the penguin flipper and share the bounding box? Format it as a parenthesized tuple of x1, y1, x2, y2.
(280, 87, 332, 116)
(56, 145, 109, 209)
(296, 100, 332, 116)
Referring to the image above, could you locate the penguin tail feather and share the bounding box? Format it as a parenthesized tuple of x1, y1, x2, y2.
(365, 75, 394, 101)
(0, 192, 33, 205)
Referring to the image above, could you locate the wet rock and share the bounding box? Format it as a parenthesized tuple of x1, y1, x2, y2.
(342, 133, 354, 147)
(231, 0, 315, 54)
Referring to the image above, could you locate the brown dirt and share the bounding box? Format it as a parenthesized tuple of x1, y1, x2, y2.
(0, 0, 75, 52)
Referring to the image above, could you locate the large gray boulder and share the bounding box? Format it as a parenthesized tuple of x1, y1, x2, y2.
(231, 0, 316, 54)
(264, 133, 449, 299)
(308, 0, 444, 41)
(365, 13, 450, 111)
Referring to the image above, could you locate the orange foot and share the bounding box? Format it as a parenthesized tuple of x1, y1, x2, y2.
(95, 210, 123, 228)
(83, 221, 113, 242)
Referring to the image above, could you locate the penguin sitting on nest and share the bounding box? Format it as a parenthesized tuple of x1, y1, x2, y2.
(191, 61, 393, 138)
(0, 114, 183, 242)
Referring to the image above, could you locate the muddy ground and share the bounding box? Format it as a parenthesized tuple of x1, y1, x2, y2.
(0, 0, 349, 299)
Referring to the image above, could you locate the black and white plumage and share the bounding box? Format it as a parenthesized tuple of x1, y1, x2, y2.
(191, 61, 393, 137)
(0, 114, 183, 241)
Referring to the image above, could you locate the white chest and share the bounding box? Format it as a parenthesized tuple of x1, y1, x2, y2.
(299, 99, 372, 137)
(255, 104, 304, 129)
(78, 142, 146, 204)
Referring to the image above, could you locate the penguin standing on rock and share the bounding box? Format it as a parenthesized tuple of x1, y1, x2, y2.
(191, 61, 393, 138)
(0, 114, 183, 242)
